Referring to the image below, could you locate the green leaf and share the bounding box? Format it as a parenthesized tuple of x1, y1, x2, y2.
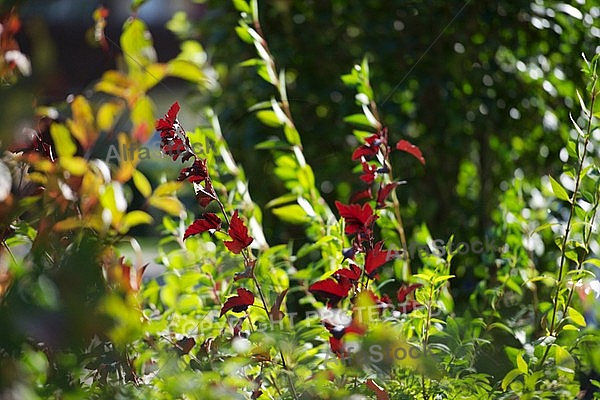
(567, 306, 586, 327)
(584, 258, 600, 268)
(255, 139, 288, 150)
(516, 352, 528, 374)
(232, 0, 251, 13)
(549, 175, 570, 202)
(553, 344, 575, 377)
(488, 322, 514, 335)
(256, 110, 283, 127)
(266, 193, 298, 209)
(50, 123, 77, 158)
(433, 274, 455, 284)
(271, 204, 309, 224)
(502, 368, 523, 391)
(284, 125, 301, 146)
(344, 113, 375, 129)
(239, 58, 263, 68)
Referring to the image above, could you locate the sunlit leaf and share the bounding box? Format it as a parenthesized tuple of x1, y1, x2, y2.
(49, 123, 77, 158)
(149, 196, 184, 216)
(549, 175, 571, 202)
(132, 169, 152, 198)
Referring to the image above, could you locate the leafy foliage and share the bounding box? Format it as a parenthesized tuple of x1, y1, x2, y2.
(0, 1, 599, 399)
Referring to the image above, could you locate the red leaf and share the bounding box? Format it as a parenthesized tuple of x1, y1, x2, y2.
(220, 287, 255, 317)
(376, 182, 403, 209)
(349, 187, 372, 203)
(360, 160, 378, 184)
(178, 159, 208, 183)
(365, 241, 392, 278)
(269, 288, 289, 323)
(352, 134, 382, 160)
(333, 264, 362, 282)
(194, 179, 217, 207)
(183, 213, 222, 240)
(396, 283, 422, 303)
(234, 259, 256, 281)
(309, 278, 352, 305)
(224, 210, 253, 254)
(396, 139, 425, 165)
(156, 102, 180, 131)
(329, 336, 343, 357)
(366, 379, 390, 400)
(175, 336, 196, 355)
(335, 201, 376, 236)
(398, 299, 422, 313)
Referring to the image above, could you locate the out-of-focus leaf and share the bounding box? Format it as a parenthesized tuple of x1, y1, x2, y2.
(120, 18, 155, 74)
(139, 63, 167, 91)
(149, 196, 184, 216)
(344, 113, 374, 128)
(132, 169, 152, 198)
(271, 204, 308, 224)
(59, 157, 87, 176)
(97, 101, 124, 131)
(153, 181, 182, 197)
(120, 210, 153, 232)
(68, 95, 97, 150)
(49, 123, 77, 158)
(167, 59, 205, 83)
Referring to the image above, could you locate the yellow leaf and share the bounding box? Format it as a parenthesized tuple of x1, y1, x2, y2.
(59, 156, 88, 176)
(140, 63, 167, 91)
(153, 181, 182, 197)
(68, 95, 97, 149)
(149, 196, 184, 216)
(132, 169, 152, 198)
(49, 123, 76, 158)
(167, 59, 205, 83)
(119, 210, 153, 233)
(114, 132, 138, 182)
(97, 101, 124, 131)
(130, 95, 155, 133)
(53, 217, 83, 231)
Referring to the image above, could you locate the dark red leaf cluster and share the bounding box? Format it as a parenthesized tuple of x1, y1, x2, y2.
(156, 102, 194, 162)
(335, 201, 377, 237)
(307, 124, 426, 358)
(352, 133, 382, 160)
(178, 159, 208, 183)
(156, 103, 260, 350)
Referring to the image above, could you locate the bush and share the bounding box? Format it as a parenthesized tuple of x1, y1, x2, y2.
(1, 1, 599, 399)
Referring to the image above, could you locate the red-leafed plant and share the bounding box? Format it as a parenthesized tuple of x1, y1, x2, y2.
(308, 121, 426, 358)
(155, 101, 298, 396)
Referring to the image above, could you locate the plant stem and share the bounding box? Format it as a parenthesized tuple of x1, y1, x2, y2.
(539, 76, 597, 368)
